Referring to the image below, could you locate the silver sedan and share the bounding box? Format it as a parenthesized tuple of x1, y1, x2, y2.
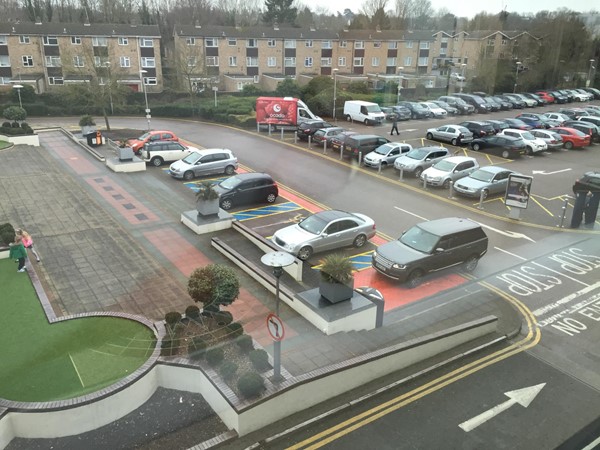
(426, 125, 474, 146)
(272, 210, 376, 260)
(454, 166, 518, 199)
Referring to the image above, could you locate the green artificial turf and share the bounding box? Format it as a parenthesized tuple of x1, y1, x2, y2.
(0, 258, 156, 402)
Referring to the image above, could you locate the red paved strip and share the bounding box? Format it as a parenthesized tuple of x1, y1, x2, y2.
(354, 268, 468, 311)
(277, 187, 324, 214)
(44, 138, 99, 175)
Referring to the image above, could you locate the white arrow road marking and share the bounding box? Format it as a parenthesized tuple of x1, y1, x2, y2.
(531, 169, 572, 175)
(459, 383, 546, 432)
(475, 222, 536, 243)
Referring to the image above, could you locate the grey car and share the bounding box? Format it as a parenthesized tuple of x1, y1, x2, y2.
(393, 146, 451, 178)
(272, 210, 377, 261)
(363, 142, 413, 168)
(530, 129, 564, 150)
(426, 125, 474, 146)
(169, 148, 238, 180)
(454, 166, 518, 198)
(420, 156, 479, 188)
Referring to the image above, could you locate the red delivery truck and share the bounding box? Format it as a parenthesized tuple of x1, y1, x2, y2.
(256, 97, 320, 127)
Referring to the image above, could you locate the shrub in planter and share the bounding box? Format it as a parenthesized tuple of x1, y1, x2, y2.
(220, 361, 238, 380)
(185, 305, 201, 320)
(2, 122, 10, 128)
(213, 311, 233, 326)
(188, 336, 208, 359)
(249, 349, 270, 371)
(235, 334, 254, 353)
(226, 321, 244, 338)
(237, 371, 265, 398)
(0, 223, 16, 246)
(11, 121, 19, 128)
(78, 115, 96, 127)
(205, 347, 224, 366)
(165, 311, 182, 329)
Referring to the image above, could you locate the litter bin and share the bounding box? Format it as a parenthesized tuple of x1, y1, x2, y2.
(86, 130, 104, 147)
(356, 286, 384, 328)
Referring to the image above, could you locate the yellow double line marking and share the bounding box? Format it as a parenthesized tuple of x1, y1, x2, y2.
(288, 282, 540, 450)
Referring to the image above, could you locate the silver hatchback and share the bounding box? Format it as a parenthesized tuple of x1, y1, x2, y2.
(420, 156, 479, 188)
(393, 146, 451, 178)
(363, 143, 413, 168)
(426, 125, 474, 146)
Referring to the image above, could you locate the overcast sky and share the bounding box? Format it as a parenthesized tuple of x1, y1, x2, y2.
(302, 0, 596, 20)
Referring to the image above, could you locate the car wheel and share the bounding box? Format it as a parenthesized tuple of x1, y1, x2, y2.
(364, 119, 369, 126)
(224, 165, 235, 175)
(266, 193, 277, 203)
(151, 156, 163, 167)
(442, 179, 451, 189)
(183, 171, 194, 181)
(525, 146, 534, 156)
(297, 246, 313, 261)
(414, 167, 423, 178)
(411, 112, 417, 119)
(564, 141, 574, 149)
(426, 132, 434, 140)
(464, 255, 479, 272)
(451, 138, 458, 146)
(472, 143, 480, 151)
(407, 269, 424, 288)
(501, 150, 510, 159)
(220, 198, 233, 210)
(346, 115, 352, 122)
(353, 234, 367, 248)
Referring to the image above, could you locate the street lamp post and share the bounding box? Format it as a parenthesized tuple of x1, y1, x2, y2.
(332, 68, 339, 121)
(459, 63, 467, 93)
(396, 66, 404, 104)
(12, 84, 23, 108)
(105, 62, 114, 115)
(139, 70, 151, 131)
(588, 59, 596, 88)
(513, 61, 522, 93)
(260, 251, 295, 382)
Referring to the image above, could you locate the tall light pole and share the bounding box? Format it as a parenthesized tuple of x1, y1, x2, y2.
(139, 69, 151, 131)
(261, 251, 295, 382)
(396, 66, 404, 104)
(588, 59, 596, 88)
(105, 62, 114, 115)
(332, 68, 339, 121)
(459, 63, 467, 93)
(12, 84, 23, 108)
(513, 61, 522, 93)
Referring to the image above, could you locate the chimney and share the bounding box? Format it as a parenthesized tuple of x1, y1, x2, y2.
(195, 21, 201, 29)
(310, 25, 316, 31)
(35, 17, 42, 25)
(274, 22, 279, 31)
(63, 28, 67, 34)
(376, 25, 381, 32)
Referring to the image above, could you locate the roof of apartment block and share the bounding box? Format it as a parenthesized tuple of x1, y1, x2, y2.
(0, 21, 161, 37)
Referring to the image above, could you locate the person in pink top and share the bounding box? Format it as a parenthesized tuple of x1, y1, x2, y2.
(15, 228, 40, 262)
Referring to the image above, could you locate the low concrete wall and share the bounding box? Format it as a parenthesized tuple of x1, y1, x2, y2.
(0, 134, 39, 147)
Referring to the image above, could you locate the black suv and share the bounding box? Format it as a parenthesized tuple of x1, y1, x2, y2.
(397, 101, 431, 119)
(372, 217, 488, 287)
(213, 172, 278, 210)
(296, 119, 333, 141)
(459, 121, 496, 138)
(437, 96, 475, 115)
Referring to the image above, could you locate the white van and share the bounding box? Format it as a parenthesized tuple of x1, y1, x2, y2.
(343, 100, 386, 125)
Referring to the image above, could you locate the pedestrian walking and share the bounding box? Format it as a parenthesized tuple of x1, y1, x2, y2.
(16, 228, 40, 262)
(9, 235, 28, 273)
(390, 114, 400, 136)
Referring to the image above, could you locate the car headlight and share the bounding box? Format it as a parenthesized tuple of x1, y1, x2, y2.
(392, 263, 406, 270)
(430, 176, 441, 181)
(372, 251, 377, 258)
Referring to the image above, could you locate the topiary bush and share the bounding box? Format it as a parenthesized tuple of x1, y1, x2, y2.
(237, 371, 265, 398)
(185, 305, 201, 320)
(249, 349, 270, 371)
(219, 361, 238, 380)
(205, 347, 224, 366)
(0, 223, 16, 246)
(165, 311, 182, 329)
(11, 121, 19, 128)
(235, 334, 254, 353)
(188, 336, 208, 360)
(212, 310, 233, 326)
(2, 122, 10, 128)
(226, 321, 244, 338)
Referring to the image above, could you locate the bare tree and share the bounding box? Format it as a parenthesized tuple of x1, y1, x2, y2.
(360, 0, 387, 18)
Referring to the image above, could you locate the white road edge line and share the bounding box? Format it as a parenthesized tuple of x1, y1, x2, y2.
(393, 206, 428, 221)
(69, 352, 86, 388)
(494, 247, 527, 261)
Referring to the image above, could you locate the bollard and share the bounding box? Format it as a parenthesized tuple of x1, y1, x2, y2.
(399, 167, 404, 181)
(281, 128, 284, 140)
(308, 135, 312, 149)
(477, 189, 485, 209)
(323, 140, 327, 154)
(268, 125, 272, 137)
(340, 144, 344, 160)
(378, 160, 382, 174)
(448, 180, 455, 199)
(294, 132, 298, 144)
(358, 151, 362, 166)
(558, 196, 570, 228)
(257, 123, 260, 133)
(422, 174, 428, 189)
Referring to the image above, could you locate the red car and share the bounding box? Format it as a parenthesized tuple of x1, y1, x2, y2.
(535, 91, 555, 104)
(126, 130, 179, 154)
(549, 127, 591, 149)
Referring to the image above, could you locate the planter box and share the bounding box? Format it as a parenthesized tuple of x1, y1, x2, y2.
(196, 199, 220, 217)
(319, 279, 354, 304)
(117, 147, 134, 161)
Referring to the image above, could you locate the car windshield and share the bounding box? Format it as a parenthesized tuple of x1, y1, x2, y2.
(470, 169, 496, 182)
(218, 175, 241, 190)
(406, 148, 429, 160)
(455, 98, 468, 106)
(298, 214, 329, 235)
(432, 160, 457, 171)
(399, 225, 439, 253)
(181, 152, 201, 164)
(136, 132, 150, 140)
(374, 144, 394, 155)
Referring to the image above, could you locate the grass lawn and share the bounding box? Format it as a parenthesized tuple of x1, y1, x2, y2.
(0, 259, 156, 402)
(0, 140, 11, 150)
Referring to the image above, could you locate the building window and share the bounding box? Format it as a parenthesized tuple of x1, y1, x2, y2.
(143, 77, 157, 85)
(321, 57, 332, 67)
(405, 40, 413, 48)
(22, 55, 34, 67)
(386, 57, 396, 66)
(206, 56, 219, 66)
(187, 57, 197, 67)
(454, 36, 459, 42)
(140, 38, 154, 47)
(45, 56, 61, 67)
(141, 57, 155, 68)
(373, 41, 381, 48)
(118, 37, 128, 45)
(228, 38, 237, 46)
(355, 41, 364, 49)
(0, 77, 11, 84)
(388, 41, 397, 49)
(236, 82, 244, 91)
(0, 55, 10, 67)
(353, 57, 364, 66)
(229, 56, 237, 66)
(247, 38, 257, 48)
(284, 57, 296, 67)
(0, 36, 5, 45)
(440, 48, 447, 56)
(19, 36, 30, 44)
(371, 57, 380, 67)
(48, 77, 64, 85)
(186, 37, 196, 45)
(305, 40, 313, 48)
(205, 37, 218, 47)
(94, 56, 108, 67)
(71, 36, 81, 45)
(340, 40, 347, 48)
(254, 75, 259, 83)
(322, 40, 332, 49)
(267, 39, 276, 47)
(441, 37, 448, 43)
(92, 36, 108, 47)
(487, 38, 495, 46)
(120, 56, 131, 68)
(338, 57, 346, 67)
(404, 56, 412, 66)
(501, 38, 508, 45)
(419, 42, 430, 49)
(304, 57, 313, 67)
(267, 56, 277, 67)
(246, 56, 258, 67)
(418, 57, 429, 66)
(284, 40, 296, 48)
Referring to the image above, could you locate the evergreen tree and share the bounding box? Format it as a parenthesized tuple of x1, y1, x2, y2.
(263, 0, 297, 25)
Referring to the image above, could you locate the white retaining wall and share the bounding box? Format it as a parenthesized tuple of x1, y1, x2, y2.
(0, 134, 40, 146)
